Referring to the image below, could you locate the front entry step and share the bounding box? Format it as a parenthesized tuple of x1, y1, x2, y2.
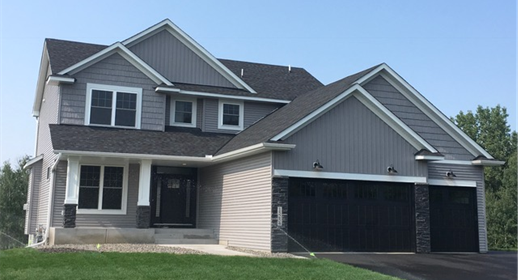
(154, 228, 218, 245)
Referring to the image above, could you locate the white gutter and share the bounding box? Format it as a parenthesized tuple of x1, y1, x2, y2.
(211, 143, 296, 163)
(156, 86, 290, 104)
(27, 153, 62, 248)
(471, 159, 506, 166)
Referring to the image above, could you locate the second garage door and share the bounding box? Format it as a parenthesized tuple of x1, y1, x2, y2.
(288, 178, 415, 252)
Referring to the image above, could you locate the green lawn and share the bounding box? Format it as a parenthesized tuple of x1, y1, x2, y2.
(0, 248, 398, 280)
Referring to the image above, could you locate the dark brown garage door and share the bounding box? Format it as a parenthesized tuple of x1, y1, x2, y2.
(288, 178, 415, 252)
(429, 186, 479, 252)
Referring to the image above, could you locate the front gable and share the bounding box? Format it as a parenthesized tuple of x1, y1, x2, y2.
(129, 29, 236, 88)
(274, 95, 427, 177)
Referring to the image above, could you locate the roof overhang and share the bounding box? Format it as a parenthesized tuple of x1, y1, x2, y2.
(415, 155, 445, 161)
(123, 19, 256, 93)
(57, 42, 172, 86)
(24, 154, 44, 169)
(155, 86, 290, 104)
(471, 159, 506, 166)
(46, 75, 75, 85)
(54, 142, 295, 166)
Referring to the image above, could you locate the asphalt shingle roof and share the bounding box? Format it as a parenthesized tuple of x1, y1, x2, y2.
(44, 39, 323, 100)
(215, 64, 381, 155)
(50, 124, 233, 157)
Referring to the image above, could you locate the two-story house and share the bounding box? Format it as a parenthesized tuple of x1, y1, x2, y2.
(25, 19, 503, 253)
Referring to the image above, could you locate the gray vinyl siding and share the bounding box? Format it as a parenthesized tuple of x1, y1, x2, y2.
(72, 164, 139, 228)
(363, 75, 473, 160)
(129, 29, 235, 88)
(35, 74, 61, 232)
(51, 161, 67, 227)
(428, 163, 487, 252)
(25, 161, 42, 235)
(59, 53, 165, 131)
(274, 96, 427, 177)
(198, 152, 273, 251)
(203, 99, 282, 134)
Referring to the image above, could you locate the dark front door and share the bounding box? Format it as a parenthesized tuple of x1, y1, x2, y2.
(429, 186, 479, 252)
(288, 178, 415, 252)
(150, 167, 197, 227)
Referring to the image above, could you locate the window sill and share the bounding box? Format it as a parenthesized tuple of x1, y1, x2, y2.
(86, 124, 140, 130)
(171, 122, 196, 128)
(77, 209, 127, 215)
(218, 125, 243, 131)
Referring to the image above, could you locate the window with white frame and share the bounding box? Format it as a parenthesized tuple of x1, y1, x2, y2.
(170, 98, 196, 127)
(86, 83, 142, 128)
(78, 165, 127, 213)
(218, 100, 243, 130)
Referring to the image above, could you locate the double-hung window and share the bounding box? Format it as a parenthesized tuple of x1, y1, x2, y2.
(86, 83, 142, 128)
(218, 100, 244, 130)
(170, 98, 196, 127)
(78, 164, 127, 214)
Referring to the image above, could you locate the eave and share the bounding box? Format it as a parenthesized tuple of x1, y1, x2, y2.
(155, 86, 290, 104)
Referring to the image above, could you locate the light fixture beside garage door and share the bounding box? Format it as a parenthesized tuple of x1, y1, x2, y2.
(312, 160, 323, 171)
(387, 165, 398, 174)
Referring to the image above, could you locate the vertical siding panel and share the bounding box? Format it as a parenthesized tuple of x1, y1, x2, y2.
(363, 76, 473, 160)
(60, 53, 164, 131)
(74, 164, 139, 228)
(198, 153, 272, 251)
(129, 30, 235, 88)
(428, 163, 487, 252)
(274, 96, 427, 177)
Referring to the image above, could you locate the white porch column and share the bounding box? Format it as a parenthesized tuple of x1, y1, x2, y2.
(64, 157, 80, 204)
(136, 159, 152, 228)
(137, 159, 152, 206)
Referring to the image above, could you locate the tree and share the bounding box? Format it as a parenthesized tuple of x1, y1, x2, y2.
(0, 156, 29, 250)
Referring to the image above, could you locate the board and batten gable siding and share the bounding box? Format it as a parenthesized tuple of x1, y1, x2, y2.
(59, 53, 165, 131)
(198, 152, 273, 251)
(52, 163, 139, 228)
(129, 29, 235, 88)
(363, 75, 473, 160)
(428, 163, 487, 252)
(274, 95, 427, 177)
(203, 98, 282, 134)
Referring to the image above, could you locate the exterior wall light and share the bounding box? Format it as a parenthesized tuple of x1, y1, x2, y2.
(313, 160, 323, 171)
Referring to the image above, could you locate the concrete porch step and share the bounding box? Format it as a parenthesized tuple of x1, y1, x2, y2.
(154, 228, 217, 245)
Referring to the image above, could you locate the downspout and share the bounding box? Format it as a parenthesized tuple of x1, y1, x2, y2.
(27, 153, 62, 247)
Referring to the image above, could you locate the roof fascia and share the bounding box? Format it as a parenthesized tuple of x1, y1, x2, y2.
(471, 159, 506, 166)
(54, 150, 209, 162)
(415, 155, 445, 161)
(57, 42, 172, 86)
(24, 154, 44, 169)
(373, 66, 493, 159)
(33, 43, 50, 117)
(123, 19, 256, 93)
(155, 86, 290, 104)
(46, 75, 75, 85)
(210, 142, 295, 163)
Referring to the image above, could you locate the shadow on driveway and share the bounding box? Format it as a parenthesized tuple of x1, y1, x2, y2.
(313, 251, 517, 280)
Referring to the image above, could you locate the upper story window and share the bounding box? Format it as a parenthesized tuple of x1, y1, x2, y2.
(85, 83, 142, 129)
(218, 100, 243, 130)
(170, 98, 197, 127)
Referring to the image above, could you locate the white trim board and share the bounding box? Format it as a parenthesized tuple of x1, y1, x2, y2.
(58, 42, 172, 86)
(122, 19, 255, 93)
(428, 179, 477, 188)
(273, 169, 427, 184)
(155, 87, 290, 104)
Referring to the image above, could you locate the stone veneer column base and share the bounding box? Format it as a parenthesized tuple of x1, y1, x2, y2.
(136, 206, 151, 228)
(271, 177, 289, 252)
(415, 184, 431, 253)
(63, 204, 77, 228)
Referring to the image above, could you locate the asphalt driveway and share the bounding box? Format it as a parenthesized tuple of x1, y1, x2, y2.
(314, 251, 517, 280)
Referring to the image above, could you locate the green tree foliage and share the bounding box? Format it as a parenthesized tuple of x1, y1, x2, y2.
(0, 156, 29, 250)
(452, 105, 517, 249)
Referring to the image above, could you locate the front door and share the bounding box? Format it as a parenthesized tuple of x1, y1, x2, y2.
(150, 167, 197, 227)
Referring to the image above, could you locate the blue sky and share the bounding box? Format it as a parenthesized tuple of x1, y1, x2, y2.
(0, 0, 516, 164)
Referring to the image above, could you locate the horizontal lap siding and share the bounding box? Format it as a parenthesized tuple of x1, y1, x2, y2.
(274, 96, 427, 177)
(363, 76, 473, 160)
(130, 30, 235, 88)
(51, 161, 67, 227)
(198, 153, 272, 251)
(74, 164, 139, 228)
(60, 53, 164, 131)
(428, 163, 487, 252)
(26, 161, 42, 234)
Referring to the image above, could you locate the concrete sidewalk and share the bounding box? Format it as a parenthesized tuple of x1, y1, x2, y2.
(160, 244, 256, 256)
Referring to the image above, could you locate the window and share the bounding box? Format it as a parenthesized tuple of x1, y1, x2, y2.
(218, 100, 243, 130)
(86, 83, 142, 128)
(78, 165, 127, 213)
(170, 98, 196, 127)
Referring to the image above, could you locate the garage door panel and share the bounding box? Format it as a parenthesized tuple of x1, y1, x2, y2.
(430, 186, 478, 252)
(288, 179, 414, 252)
